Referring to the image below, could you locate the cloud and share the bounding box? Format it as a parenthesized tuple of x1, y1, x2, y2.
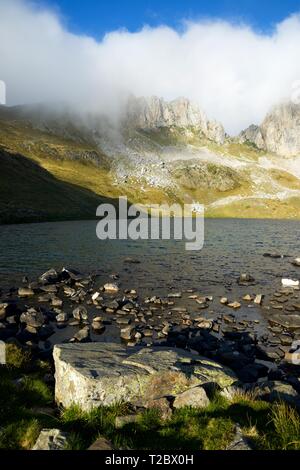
(1, 0, 300, 134)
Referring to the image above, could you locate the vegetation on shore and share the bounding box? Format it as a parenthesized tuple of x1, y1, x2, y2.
(1, 346, 300, 451)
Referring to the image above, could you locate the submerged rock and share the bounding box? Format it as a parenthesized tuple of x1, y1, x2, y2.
(53, 343, 236, 410)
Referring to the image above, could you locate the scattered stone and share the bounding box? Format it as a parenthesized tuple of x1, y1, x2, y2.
(103, 283, 119, 293)
(18, 287, 34, 297)
(20, 308, 44, 328)
(243, 294, 252, 301)
(220, 297, 228, 305)
(91, 292, 101, 301)
(32, 429, 69, 450)
(254, 294, 263, 305)
(263, 252, 283, 259)
(281, 278, 299, 288)
(238, 274, 255, 285)
(56, 312, 69, 323)
(228, 301, 241, 309)
(168, 292, 182, 298)
(173, 386, 210, 409)
(120, 326, 135, 340)
(39, 269, 59, 284)
(51, 297, 63, 308)
(292, 258, 300, 267)
(72, 306, 88, 321)
(197, 320, 213, 330)
(226, 425, 252, 450)
(72, 326, 90, 343)
(0, 303, 9, 320)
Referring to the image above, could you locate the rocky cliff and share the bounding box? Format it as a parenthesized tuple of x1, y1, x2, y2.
(124, 96, 225, 144)
(240, 102, 300, 157)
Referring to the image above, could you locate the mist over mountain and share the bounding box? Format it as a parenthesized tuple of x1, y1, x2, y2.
(2, 0, 300, 133)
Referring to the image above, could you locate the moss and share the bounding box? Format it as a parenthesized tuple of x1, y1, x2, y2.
(5, 343, 32, 370)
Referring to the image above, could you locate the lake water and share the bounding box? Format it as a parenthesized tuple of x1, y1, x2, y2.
(0, 218, 299, 344)
(0, 218, 299, 292)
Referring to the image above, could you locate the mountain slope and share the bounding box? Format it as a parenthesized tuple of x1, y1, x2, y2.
(0, 97, 300, 223)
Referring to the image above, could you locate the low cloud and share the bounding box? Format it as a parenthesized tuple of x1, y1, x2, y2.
(1, 0, 300, 134)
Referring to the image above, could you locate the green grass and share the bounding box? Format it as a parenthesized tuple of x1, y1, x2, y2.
(1, 355, 300, 450)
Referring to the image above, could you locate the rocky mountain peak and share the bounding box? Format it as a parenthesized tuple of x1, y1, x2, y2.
(240, 101, 300, 157)
(123, 95, 225, 144)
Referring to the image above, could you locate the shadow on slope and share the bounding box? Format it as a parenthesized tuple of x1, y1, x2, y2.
(0, 149, 120, 224)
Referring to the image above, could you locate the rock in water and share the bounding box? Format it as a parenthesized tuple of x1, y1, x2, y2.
(282, 278, 299, 288)
(32, 429, 69, 450)
(53, 343, 236, 411)
(103, 283, 119, 293)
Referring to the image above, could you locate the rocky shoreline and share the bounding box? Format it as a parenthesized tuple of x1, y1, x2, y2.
(0, 260, 300, 450)
(1, 261, 300, 383)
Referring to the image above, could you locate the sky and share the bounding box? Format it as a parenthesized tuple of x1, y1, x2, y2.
(1, 0, 300, 134)
(43, 0, 300, 38)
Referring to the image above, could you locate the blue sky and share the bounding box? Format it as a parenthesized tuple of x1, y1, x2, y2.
(44, 0, 300, 38)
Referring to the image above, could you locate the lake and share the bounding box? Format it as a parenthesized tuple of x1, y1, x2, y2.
(0, 218, 299, 344)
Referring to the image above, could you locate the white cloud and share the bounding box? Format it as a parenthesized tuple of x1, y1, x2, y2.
(1, 0, 300, 134)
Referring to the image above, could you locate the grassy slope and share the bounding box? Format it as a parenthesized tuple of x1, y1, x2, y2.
(0, 115, 300, 222)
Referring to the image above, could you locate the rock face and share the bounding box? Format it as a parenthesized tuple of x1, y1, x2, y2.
(124, 96, 225, 144)
(240, 102, 300, 156)
(53, 343, 236, 411)
(239, 124, 265, 149)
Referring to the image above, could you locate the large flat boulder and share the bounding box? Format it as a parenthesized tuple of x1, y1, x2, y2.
(53, 343, 236, 411)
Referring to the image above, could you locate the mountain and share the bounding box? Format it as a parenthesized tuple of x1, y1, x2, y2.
(0, 96, 300, 223)
(240, 102, 300, 157)
(123, 96, 225, 144)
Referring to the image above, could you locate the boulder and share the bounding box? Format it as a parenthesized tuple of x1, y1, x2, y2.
(173, 386, 210, 409)
(251, 381, 300, 408)
(32, 429, 69, 450)
(53, 343, 236, 411)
